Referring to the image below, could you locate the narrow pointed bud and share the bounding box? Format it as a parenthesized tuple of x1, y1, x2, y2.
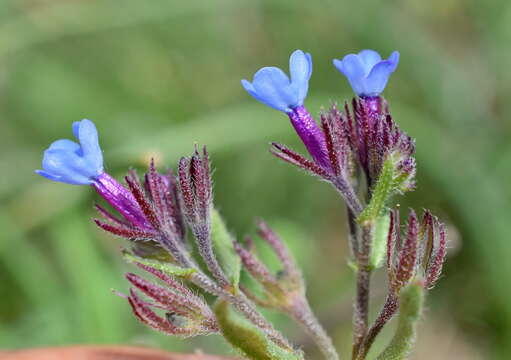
(386, 209, 399, 282)
(234, 221, 304, 311)
(256, 220, 301, 282)
(320, 112, 341, 176)
(178, 147, 213, 226)
(94, 203, 130, 227)
(178, 157, 195, 221)
(233, 239, 280, 291)
(124, 264, 218, 337)
(425, 220, 447, 288)
(387, 208, 447, 294)
(393, 210, 419, 292)
(271, 142, 332, 179)
(94, 219, 156, 240)
(178, 146, 232, 289)
(125, 173, 161, 229)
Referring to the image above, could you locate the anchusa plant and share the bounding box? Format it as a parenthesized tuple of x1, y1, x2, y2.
(37, 48, 447, 360)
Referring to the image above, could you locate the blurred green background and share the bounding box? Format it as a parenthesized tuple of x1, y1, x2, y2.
(0, 0, 509, 359)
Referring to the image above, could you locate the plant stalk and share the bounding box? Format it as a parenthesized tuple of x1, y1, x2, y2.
(289, 298, 340, 360)
(352, 225, 373, 360)
(357, 294, 399, 359)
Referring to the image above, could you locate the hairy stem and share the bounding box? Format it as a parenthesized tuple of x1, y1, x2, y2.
(352, 267, 371, 359)
(191, 271, 293, 351)
(160, 223, 292, 351)
(376, 283, 424, 360)
(357, 294, 399, 359)
(352, 225, 373, 359)
(347, 208, 359, 258)
(289, 298, 340, 360)
(193, 223, 231, 289)
(333, 177, 363, 216)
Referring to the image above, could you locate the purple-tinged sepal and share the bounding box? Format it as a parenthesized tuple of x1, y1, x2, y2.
(124, 262, 218, 337)
(241, 50, 312, 113)
(338, 98, 416, 224)
(36, 119, 103, 185)
(178, 146, 213, 228)
(333, 50, 399, 97)
(234, 220, 304, 311)
(234, 220, 338, 360)
(178, 146, 234, 289)
(94, 160, 193, 268)
(387, 209, 447, 294)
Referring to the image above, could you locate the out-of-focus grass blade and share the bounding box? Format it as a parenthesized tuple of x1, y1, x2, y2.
(0, 0, 241, 57)
(0, 211, 62, 306)
(110, 97, 328, 164)
(5, 182, 86, 232)
(50, 213, 130, 343)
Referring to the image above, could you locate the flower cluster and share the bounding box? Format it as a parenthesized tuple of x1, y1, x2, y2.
(241, 48, 446, 360)
(36, 120, 305, 358)
(36, 47, 447, 360)
(242, 50, 413, 218)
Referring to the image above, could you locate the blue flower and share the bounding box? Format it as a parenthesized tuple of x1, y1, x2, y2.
(333, 50, 400, 97)
(241, 49, 312, 112)
(36, 119, 104, 185)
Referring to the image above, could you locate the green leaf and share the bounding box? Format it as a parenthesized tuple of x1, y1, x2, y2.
(357, 156, 394, 225)
(358, 149, 414, 226)
(123, 251, 196, 278)
(210, 208, 241, 288)
(369, 213, 391, 270)
(377, 282, 425, 360)
(213, 300, 303, 360)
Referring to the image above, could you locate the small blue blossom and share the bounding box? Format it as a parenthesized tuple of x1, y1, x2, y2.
(333, 50, 400, 97)
(36, 119, 104, 185)
(241, 49, 312, 112)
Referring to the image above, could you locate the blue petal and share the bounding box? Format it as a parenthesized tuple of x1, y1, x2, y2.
(333, 56, 366, 96)
(241, 50, 312, 112)
(358, 50, 382, 74)
(289, 50, 312, 102)
(48, 139, 80, 152)
(241, 79, 266, 105)
(387, 51, 400, 71)
(35, 170, 62, 182)
(334, 49, 400, 96)
(72, 121, 81, 139)
(365, 60, 398, 96)
(76, 119, 103, 170)
(42, 149, 94, 185)
(251, 67, 295, 112)
(37, 119, 104, 185)
(77, 120, 100, 155)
